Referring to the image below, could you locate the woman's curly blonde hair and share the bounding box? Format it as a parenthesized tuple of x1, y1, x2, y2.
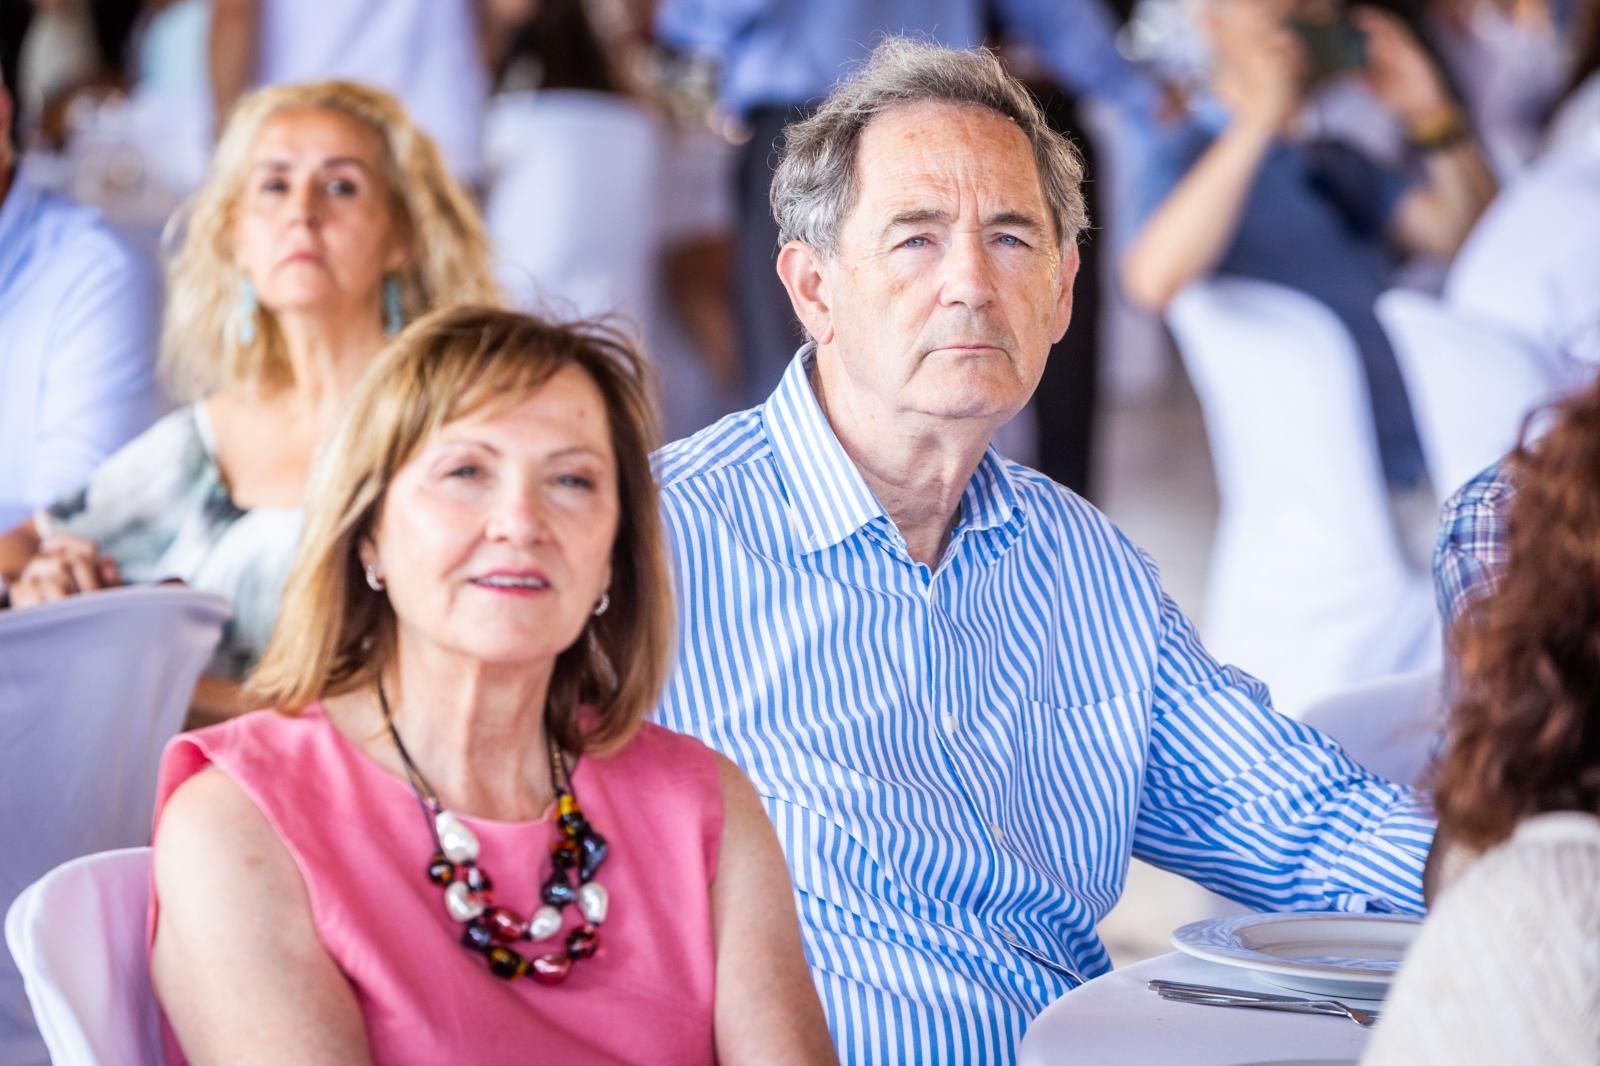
(161, 80, 500, 401)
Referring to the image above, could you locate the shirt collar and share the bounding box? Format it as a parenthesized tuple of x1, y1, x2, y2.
(762, 345, 886, 554)
(761, 344, 1026, 556)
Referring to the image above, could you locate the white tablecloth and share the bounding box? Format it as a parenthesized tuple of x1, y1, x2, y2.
(1018, 952, 1374, 1066)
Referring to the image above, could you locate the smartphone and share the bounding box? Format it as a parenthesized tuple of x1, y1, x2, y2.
(1288, 17, 1368, 82)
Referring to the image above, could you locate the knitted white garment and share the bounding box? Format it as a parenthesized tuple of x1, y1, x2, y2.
(1362, 812, 1600, 1066)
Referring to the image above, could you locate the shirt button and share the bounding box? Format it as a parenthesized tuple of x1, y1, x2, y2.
(988, 822, 1004, 839)
(944, 714, 958, 734)
(998, 928, 1018, 943)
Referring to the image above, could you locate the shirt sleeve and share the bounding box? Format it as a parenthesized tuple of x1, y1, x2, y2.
(1132, 582, 1435, 914)
(26, 241, 162, 507)
(995, 0, 1160, 120)
(1431, 460, 1514, 631)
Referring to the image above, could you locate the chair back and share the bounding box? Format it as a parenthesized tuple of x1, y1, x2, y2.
(1297, 668, 1445, 787)
(1377, 288, 1566, 500)
(1167, 278, 1437, 710)
(0, 586, 227, 1063)
(484, 90, 663, 339)
(4, 848, 160, 1066)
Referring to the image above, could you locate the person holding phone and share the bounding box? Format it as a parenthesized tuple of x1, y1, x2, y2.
(1121, 0, 1497, 490)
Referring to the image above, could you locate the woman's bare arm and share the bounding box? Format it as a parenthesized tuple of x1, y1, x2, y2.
(710, 755, 838, 1065)
(0, 518, 41, 586)
(151, 768, 372, 1065)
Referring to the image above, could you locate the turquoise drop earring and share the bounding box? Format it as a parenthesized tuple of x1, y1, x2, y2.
(237, 279, 258, 346)
(384, 275, 404, 336)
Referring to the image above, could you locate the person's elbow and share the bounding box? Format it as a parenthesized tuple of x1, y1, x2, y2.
(1120, 243, 1184, 314)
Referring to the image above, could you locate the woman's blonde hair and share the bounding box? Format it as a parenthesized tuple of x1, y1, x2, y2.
(161, 80, 499, 401)
(248, 306, 673, 756)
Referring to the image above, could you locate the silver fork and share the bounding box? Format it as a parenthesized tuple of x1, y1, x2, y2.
(1148, 979, 1382, 1028)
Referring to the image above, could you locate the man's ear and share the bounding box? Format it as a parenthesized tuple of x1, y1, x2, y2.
(1050, 241, 1081, 344)
(776, 240, 836, 346)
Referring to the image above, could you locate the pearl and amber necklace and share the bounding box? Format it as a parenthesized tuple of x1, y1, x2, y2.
(374, 679, 611, 983)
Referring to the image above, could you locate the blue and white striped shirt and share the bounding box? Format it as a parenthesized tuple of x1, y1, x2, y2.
(655, 351, 1435, 1063)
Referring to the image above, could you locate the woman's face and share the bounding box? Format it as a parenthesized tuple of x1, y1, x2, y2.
(364, 365, 621, 672)
(230, 106, 408, 322)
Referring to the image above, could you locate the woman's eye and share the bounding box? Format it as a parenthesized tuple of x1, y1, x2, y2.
(260, 178, 288, 193)
(556, 474, 595, 490)
(327, 178, 359, 196)
(446, 464, 482, 480)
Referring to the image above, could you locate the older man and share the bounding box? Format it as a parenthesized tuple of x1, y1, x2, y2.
(655, 39, 1435, 1062)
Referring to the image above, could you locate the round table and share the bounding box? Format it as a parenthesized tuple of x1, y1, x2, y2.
(1018, 952, 1376, 1066)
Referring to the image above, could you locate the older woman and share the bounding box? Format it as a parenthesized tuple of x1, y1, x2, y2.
(147, 307, 836, 1064)
(0, 80, 497, 691)
(1361, 381, 1600, 1064)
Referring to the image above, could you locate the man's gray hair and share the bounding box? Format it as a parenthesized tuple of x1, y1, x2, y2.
(770, 38, 1088, 257)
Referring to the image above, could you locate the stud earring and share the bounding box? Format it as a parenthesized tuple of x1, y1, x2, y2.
(365, 564, 386, 592)
(592, 592, 610, 617)
(237, 279, 259, 346)
(383, 275, 404, 336)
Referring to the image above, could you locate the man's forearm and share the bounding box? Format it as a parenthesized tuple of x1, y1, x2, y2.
(1121, 117, 1276, 312)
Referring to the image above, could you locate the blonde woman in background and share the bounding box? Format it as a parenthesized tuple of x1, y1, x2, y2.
(0, 79, 498, 711)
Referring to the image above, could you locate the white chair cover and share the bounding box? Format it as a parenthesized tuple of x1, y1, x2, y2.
(5, 849, 159, 1066)
(1296, 668, 1444, 788)
(484, 91, 663, 345)
(1376, 289, 1567, 500)
(0, 586, 228, 1065)
(1167, 278, 1438, 712)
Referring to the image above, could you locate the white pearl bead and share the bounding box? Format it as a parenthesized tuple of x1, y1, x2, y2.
(444, 881, 484, 922)
(436, 810, 480, 864)
(527, 904, 563, 942)
(577, 881, 609, 924)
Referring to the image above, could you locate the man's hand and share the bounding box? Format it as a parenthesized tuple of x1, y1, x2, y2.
(1352, 6, 1454, 126)
(8, 534, 120, 607)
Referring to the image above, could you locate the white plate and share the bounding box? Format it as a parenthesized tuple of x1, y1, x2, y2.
(1172, 912, 1421, 999)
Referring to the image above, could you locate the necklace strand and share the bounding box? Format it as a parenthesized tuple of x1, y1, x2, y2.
(373, 679, 611, 983)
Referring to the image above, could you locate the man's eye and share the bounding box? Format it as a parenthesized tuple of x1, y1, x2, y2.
(900, 236, 931, 249)
(996, 233, 1026, 247)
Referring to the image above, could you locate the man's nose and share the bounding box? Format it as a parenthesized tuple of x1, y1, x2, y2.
(939, 233, 997, 309)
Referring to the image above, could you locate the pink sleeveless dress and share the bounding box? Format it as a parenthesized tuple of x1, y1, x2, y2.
(148, 706, 722, 1064)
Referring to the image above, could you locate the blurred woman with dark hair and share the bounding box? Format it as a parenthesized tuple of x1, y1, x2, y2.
(1363, 381, 1600, 1064)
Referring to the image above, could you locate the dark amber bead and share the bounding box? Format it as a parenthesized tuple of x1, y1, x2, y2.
(461, 919, 495, 953)
(559, 811, 588, 836)
(529, 952, 572, 985)
(485, 906, 525, 943)
(464, 865, 493, 893)
(566, 924, 600, 959)
(541, 873, 576, 907)
(550, 839, 578, 870)
(578, 832, 608, 880)
(487, 945, 529, 979)
(427, 854, 456, 885)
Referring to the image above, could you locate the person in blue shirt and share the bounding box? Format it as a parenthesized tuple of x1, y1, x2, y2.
(1121, 0, 1497, 487)
(656, 0, 1163, 496)
(0, 56, 161, 531)
(654, 38, 1439, 1063)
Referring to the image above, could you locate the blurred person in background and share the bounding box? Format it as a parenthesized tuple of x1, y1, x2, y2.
(481, 0, 741, 439)
(1362, 378, 1600, 1065)
(0, 23, 161, 532)
(150, 306, 835, 1065)
(209, 0, 488, 187)
(1121, 0, 1497, 489)
(656, 0, 1164, 495)
(0, 80, 497, 716)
